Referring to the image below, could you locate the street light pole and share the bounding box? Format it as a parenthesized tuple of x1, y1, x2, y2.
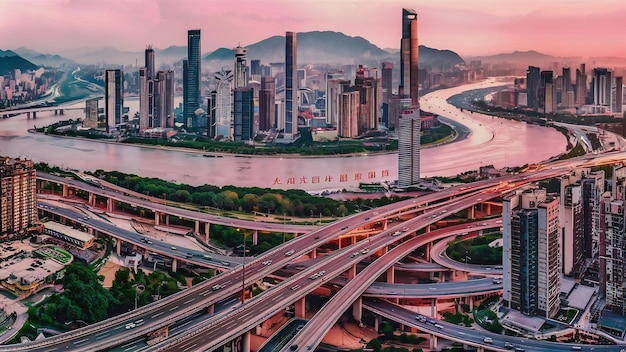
(282, 213, 286, 244)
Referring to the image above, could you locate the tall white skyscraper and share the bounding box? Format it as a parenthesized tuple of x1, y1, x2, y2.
(397, 108, 420, 187)
(234, 46, 247, 89)
(105, 69, 123, 133)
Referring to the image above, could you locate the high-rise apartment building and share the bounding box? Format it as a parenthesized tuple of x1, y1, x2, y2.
(337, 88, 359, 138)
(83, 98, 99, 129)
(259, 76, 276, 131)
(397, 108, 420, 187)
(184, 29, 201, 128)
(325, 72, 346, 126)
(0, 156, 37, 236)
(250, 59, 261, 76)
(145, 45, 155, 80)
(592, 68, 612, 107)
(155, 70, 174, 128)
(582, 170, 604, 260)
(560, 170, 586, 277)
(234, 46, 247, 89)
(284, 31, 298, 139)
(381, 62, 393, 104)
(233, 88, 254, 141)
(105, 69, 123, 133)
(397, 8, 420, 187)
(526, 66, 541, 111)
(503, 187, 560, 318)
(139, 67, 151, 131)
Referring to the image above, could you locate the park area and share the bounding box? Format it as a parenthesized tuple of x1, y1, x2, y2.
(33, 246, 72, 264)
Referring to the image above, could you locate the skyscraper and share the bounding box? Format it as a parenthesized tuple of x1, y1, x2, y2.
(397, 108, 420, 187)
(284, 31, 298, 139)
(233, 88, 254, 141)
(397, 9, 420, 187)
(214, 69, 233, 137)
(105, 69, 123, 133)
(155, 70, 174, 128)
(614, 76, 623, 114)
(540, 70, 555, 113)
(0, 156, 36, 236)
(575, 64, 587, 106)
(592, 67, 612, 107)
(526, 66, 541, 111)
(259, 76, 276, 131)
(337, 88, 360, 138)
(145, 45, 155, 80)
(381, 62, 393, 104)
(184, 29, 201, 128)
(400, 8, 419, 108)
(560, 171, 585, 277)
(325, 72, 346, 126)
(503, 187, 560, 319)
(234, 46, 247, 89)
(139, 67, 151, 131)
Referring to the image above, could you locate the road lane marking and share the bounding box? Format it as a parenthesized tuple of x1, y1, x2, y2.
(123, 344, 139, 351)
(181, 343, 197, 352)
(169, 305, 179, 311)
(73, 339, 88, 345)
(183, 298, 195, 304)
(152, 312, 164, 318)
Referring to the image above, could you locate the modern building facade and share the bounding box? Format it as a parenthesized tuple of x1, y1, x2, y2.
(575, 64, 587, 106)
(0, 156, 36, 236)
(284, 31, 298, 139)
(214, 69, 233, 137)
(560, 171, 585, 277)
(184, 29, 201, 128)
(592, 68, 612, 107)
(503, 187, 560, 319)
(337, 88, 359, 138)
(526, 66, 541, 111)
(155, 70, 174, 128)
(233, 88, 254, 141)
(105, 69, 123, 133)
(259, 76, 276, 131)
(397, 108, 420, 187)
(397, 8, 420, 187)
(400, 8, 419, 108)
(83, 98, 99, 129)
(207, 92, 217, 138)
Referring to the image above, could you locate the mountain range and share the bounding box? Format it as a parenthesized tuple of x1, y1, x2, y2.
(0, 50, 38, 74)
(8, 31, 465, 69)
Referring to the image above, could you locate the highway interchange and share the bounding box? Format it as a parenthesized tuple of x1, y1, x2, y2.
(3, 151, 626, 351)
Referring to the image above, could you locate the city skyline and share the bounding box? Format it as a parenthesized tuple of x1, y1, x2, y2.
(2, 0, 625, 58)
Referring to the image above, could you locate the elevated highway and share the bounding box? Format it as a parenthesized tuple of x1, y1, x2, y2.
(3, 151, 625, 351)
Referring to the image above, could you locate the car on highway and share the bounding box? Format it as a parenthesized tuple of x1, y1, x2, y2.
(492, 279, 502, 284)
(171, 246, 177, 250)
(262, 260, 272, 266)
(203, 254, 212, 260)
(391, 231, 402, 236)
(125, 322, 136, 330)
(434, 323, 443, 329)
(221, 261, 230, 266)
(285, 249, 295, 256)
(504, 342, 514, 349)
(350, 252, 359, 258)
(212, 284, 224, 291)
(361, 248, 369, 254)
(483, 337, 493, 344)
(290, 285, 300, 290)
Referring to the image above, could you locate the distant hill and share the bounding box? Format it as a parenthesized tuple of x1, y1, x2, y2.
(0, 50, 38, 74)
(156, 45, 187, 62)
(14, 47, 76, 67)
(202, 31, 464, 68)
(465, 50, 580, 67)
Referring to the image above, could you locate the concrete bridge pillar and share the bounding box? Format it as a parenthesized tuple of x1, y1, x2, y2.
(205, 222, 210, 242)
(431, 298, 438, 318)
(346, 264, 357, 280)
(54, 109, 58, 115)
(171, 258, 177, 273)
(294, 296, 306, 318)
(425, 242, 432, 262)
(426, 224, 431, 233)
(252, 230, 258, 245)
(351, 235, 357, 245)
(59, 109, 64, 115)
(382, 219, 388, 230)
(107, 198, 115, 212)
(337, 238, 342, 250)
(195, 220, 200, 234)
(242, 331, 251, 352)
(374, 316, 380, 332)
(88, 192, 95, 206)
(154, 211, 161, 226)
(207, 304, 215, 315)
(430, 334, 438, 350)
(32, 112, 36, 119)
(386, 266, 395, 283)
(310, 248, 316, 259)
(352, 296, 362, 323)
(486, 203, 492, 216)
(62, 184, 69, 198)
(165, 215, 169, 225)
(26, 112, 31, 119)
(469, 296, 474, 311)
(116, 240, 121, 255)
(469, 205, 475, 219)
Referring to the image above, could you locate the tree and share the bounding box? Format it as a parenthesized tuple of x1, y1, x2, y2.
(367, 338, 382, 352)
(59, 263, 119, 323)
(381, 322, 394, 339)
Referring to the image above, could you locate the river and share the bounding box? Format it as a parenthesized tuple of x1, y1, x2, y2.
(0, 78, 567, 192)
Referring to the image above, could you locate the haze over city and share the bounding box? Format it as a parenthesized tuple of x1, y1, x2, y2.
(2, 0, 626, 58)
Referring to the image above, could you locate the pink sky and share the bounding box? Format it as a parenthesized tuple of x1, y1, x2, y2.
(1, 0, 625, 58)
